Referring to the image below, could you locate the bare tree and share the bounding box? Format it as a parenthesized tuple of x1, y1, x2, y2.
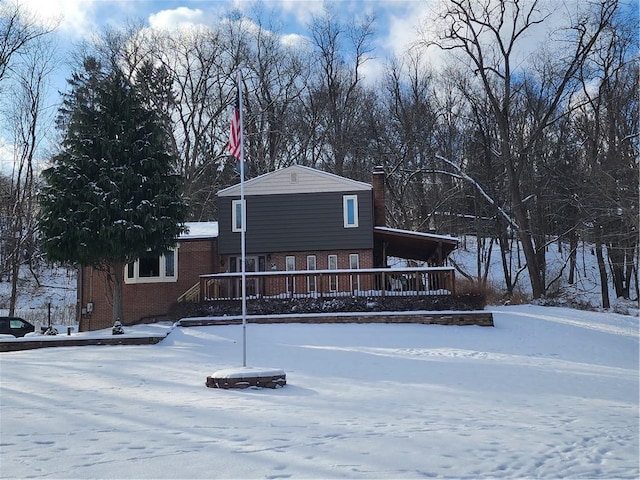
(242, 12, 309, 175)
(0, 2, 56, 314)
(301, 6, 375, 177)
(117, 25, 239, 220)
(0, 1, 51, 88)
(572, 9, 639, 306)
(425, 0, 619, 298)
(377, 52, 445, 231)
(4, 35, 56, 315)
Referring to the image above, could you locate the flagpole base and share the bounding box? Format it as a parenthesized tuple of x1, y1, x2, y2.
(206, 367, 286, 389)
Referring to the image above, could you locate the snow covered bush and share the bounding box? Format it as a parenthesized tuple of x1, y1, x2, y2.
(112, 320, 124, 335)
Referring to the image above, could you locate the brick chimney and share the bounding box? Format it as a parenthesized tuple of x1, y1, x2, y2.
(372, 166, 386, 227)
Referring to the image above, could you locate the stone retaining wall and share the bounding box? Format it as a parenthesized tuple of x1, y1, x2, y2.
(178, 311, 494, 327)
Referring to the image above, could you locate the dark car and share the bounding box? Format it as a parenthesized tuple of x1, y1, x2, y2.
(0, 317, 35, 337)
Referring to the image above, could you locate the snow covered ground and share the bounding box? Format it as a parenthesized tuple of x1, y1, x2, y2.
(1, 305, 638, 479)
(0, 266, 76, 329)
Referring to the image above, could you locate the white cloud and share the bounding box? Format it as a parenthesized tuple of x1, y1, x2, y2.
(0, 137, 15, 177)
(18, 0, 97, 39)
(279, 32, 308, 48)
(382, 1, 441, 61)
(275, 0, 325, 25)
(148, 7, 206, 31)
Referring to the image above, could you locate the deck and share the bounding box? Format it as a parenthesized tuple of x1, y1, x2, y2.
(198, 266, 456, 302)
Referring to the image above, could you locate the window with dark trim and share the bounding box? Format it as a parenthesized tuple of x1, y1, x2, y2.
(232, 199, 245, 232)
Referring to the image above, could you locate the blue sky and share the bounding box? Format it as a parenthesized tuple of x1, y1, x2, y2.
(2, 0, 636, 174)
(21, 0, 429, 64)
(18, 0, 636, 106)
(1, 1, 435, 173)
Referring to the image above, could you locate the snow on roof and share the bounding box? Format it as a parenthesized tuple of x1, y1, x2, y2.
(374, 226, 458, 243)
(179, 221, 219, 240)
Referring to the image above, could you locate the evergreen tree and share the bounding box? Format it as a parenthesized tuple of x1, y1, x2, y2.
(39, 57, 188, 323)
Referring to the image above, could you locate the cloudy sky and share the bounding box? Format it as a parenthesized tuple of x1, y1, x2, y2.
(19, 0, 431, 62)
(0, 0, 439, 173)
(2, 0, 636, 175)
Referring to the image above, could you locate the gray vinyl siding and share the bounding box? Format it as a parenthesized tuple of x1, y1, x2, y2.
(218, 191, 373, 255)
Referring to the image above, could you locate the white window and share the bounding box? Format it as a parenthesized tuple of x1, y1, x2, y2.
(125, 248, 178, 284)
(232, 199, 246, 232)
(285, 256, 296, 271)
(307, 255, 317, 293)
(343, 195, 359, 228)
(285, 256, 296, 295)
(164, 250, 175, 277)
(349, 253, 360, 292)
(328, 254, 338, 292)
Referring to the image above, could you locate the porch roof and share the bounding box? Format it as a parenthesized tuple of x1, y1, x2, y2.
(373, 227, 458, 263)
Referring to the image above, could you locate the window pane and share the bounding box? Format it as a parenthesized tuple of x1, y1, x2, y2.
(347, 199, 355, 224)
(285, 256, 295, 294)
(232, 200, 245, 232)
(165, 251, 175, 277)
(307, 256, 316, 270)
(139, 255, 160, 277)
(307, 256, 317, 293)
(343, 195, 358, 227)
(285, 256, 295, 271)
(328, 255, 338, 291)
(127, 262, 134, 279)
(349, 254, 360, 292)
(235, 203, 242, 230)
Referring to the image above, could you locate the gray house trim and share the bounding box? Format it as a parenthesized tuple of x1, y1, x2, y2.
(218, 190, 374, 255)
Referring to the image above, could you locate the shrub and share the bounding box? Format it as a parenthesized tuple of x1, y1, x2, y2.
(168, 292, 488, 320)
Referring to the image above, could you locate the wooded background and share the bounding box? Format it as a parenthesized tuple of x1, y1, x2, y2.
(1, 0, 637, 309)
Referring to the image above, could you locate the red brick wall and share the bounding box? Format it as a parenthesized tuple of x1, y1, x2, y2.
(264, 249, 373, 271)
(79, 244, 374, 331)
(79, 238, 218, 331)
(222, 249, 375, 298)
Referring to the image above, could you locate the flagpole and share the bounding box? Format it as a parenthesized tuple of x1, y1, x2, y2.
(237, 71, 247, 368)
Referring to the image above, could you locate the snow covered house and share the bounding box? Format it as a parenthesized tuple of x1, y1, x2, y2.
(77, 165, 458, 331)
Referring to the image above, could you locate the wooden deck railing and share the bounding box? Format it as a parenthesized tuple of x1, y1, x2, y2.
(198, 267, 455, 302)
(176, 282, 200, 303)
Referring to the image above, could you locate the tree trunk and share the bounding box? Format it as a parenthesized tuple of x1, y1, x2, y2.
(481, 237, 495, 288)
(476, 233, 482, 283)
(110, 260, 125, 324)
(595, 228, 610, 309)
(606, 236, 626, 299)
(568, 231, 577, 285)
(498, 231, 513, 295)
(622, 245, 633, 300)
(512, 197, 545, 298)
(9, 244, 19, 316)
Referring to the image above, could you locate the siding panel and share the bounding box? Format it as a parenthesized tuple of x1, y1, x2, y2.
(218, 191, 373, 255)
(218, 164, 371, 196)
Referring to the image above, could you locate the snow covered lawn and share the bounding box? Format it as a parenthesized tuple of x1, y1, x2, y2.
(0, 305, 637, 479)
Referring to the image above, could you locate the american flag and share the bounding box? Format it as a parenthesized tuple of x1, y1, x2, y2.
(228, 82, 242, 161)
